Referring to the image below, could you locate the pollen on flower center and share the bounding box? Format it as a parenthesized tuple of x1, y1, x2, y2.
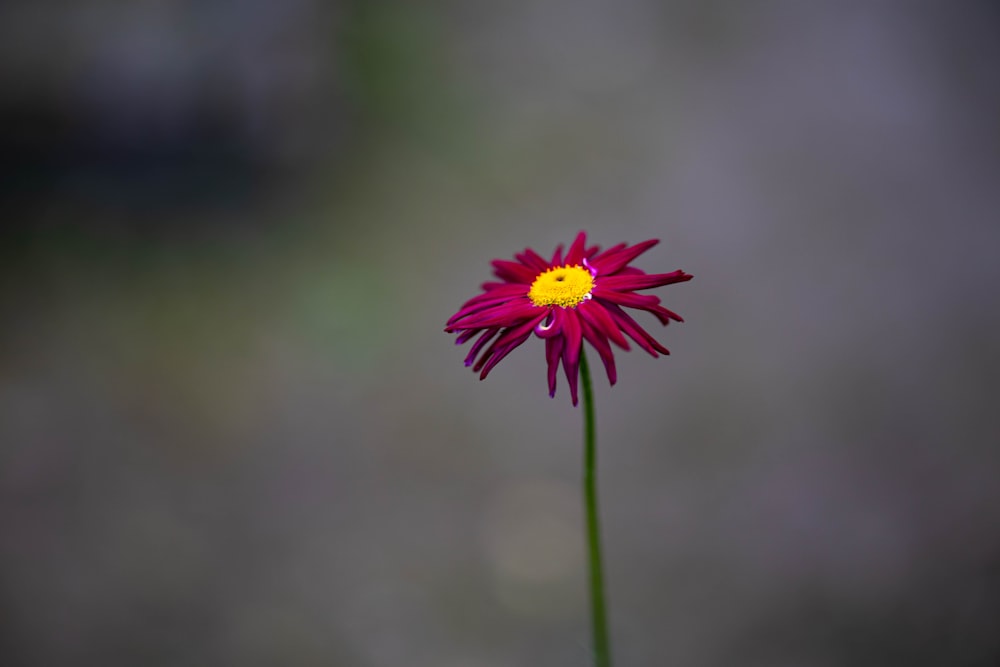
(528, 264, 594, 308)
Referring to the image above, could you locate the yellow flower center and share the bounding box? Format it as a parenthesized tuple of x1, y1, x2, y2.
(528, 264, 594, 308)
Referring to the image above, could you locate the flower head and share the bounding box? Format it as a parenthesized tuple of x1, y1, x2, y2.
(445, 232, 692, 404)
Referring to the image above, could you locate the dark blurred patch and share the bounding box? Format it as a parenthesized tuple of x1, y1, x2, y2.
(0, 89, 269, 221)
(0, 1, 355, 240)
(0, 0, 464, 255)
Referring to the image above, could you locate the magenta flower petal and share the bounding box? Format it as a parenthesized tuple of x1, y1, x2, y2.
(580, 315, 617, 386)
(590, 242, 626, 264)
(455, 329, 478, 345)
(516, 248, 550, 271)
(561, 307, 583, 372)
(565, 231, 589, 266)
(446, 286, 530, 327)
(491, 259, 539, 284)
(475, 311, 547, 373)
(579, 300, 629, 350)
(545, 335, 564, 397)
(450, 299, 538, 329)
(562, 339, 581, 406)
(550, 244, 564, 266)
(596, 270, 693, 292)
(591, 288, 682, 325)
(445, 232, 691, 403)
(590, 238, 659, 275)
(464, 327, 501, 366)
(603, 302, 671, 356)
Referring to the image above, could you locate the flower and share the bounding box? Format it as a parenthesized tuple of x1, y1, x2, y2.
(445, 232, 692, 404)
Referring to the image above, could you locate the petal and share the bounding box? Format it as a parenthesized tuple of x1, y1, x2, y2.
(550, 244, 564, 266)
(578, 300, 629, 350)
(450, 299, 540, 330)
(596, 270, 693, 291)
(446, 286, 529, 327)
(450, 282, 526, 309)
(561, 308, 583, 370)
(455, 329, 478, 345)
(580, 316, 617, 386)
(562, 343, 580, 406)
(590, 238, 659, 275)
(601, 301, 671, 356)
(545, 335, 564, 397)
(476, 312, 548, 378)
(491, 259, 540, 284)
(472, 322, 548, 380)
(516, 248, 550, 271)
(590, 243, 626, 264)
(560, 309, 583, 405)
(464, 327, 501, 366)
(534, 306, 563, 338)
(564, 231, 588, 266)
(477, 330, 532, 379)
(591, 288, 681, 325)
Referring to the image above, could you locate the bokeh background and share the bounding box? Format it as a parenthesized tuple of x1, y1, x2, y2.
(2, 2, 1000, 666)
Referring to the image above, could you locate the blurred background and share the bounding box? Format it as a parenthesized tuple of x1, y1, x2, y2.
(2, 1, 999, 665)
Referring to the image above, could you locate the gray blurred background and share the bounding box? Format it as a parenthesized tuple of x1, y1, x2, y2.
(2, 1, 999, 666)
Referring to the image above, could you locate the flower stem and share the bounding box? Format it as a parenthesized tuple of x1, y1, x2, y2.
(580, 350, 612, 667)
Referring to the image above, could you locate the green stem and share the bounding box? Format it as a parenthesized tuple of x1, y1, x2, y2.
(580, 350, 612, 667)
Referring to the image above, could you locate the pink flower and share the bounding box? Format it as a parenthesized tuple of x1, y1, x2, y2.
(445, 232, 692, 404)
